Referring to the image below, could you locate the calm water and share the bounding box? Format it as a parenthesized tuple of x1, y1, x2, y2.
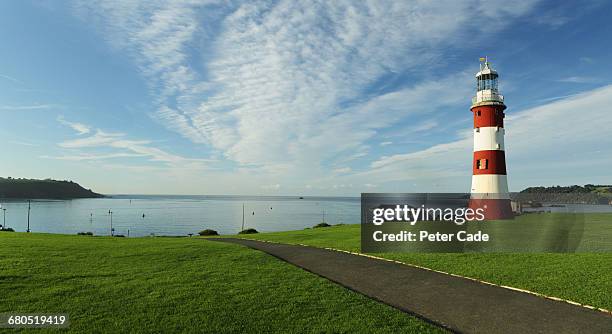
(2, 196, 611, 237)
(0, 195, 360, 237)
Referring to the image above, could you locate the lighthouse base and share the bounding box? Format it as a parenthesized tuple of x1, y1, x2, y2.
(469, 198, 513, 220)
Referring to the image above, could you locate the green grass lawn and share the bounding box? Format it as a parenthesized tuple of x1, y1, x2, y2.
(0, 232, 444, 333)
(238, 215, 612, 311)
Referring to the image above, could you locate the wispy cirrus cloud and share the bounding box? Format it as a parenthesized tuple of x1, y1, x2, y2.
(41, 152, 146, 161)
(57, 115, 91, 135)
(0, 74, 23, 84)
(56, 118, 212, 168)
(9, 140, 38, 147)
(59, 129, 124, 148)
(556, 76, 599, 84)
(0, 104, 58, 111)
(70, 0, 540, 182)
(347, 84, 612, 191)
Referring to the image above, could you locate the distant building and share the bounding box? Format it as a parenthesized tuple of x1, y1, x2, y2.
(510, 200, 522, 214)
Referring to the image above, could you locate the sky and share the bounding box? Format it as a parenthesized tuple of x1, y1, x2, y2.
(1, 0, 611, 196)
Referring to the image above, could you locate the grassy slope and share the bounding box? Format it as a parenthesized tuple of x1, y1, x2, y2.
(240, 217, 612, 310)
(0, 233, 444, 333)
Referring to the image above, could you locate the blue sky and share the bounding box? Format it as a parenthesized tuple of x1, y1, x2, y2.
(1, 0, 611, 195)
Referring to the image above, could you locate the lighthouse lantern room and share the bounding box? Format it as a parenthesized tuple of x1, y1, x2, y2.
(469, 58, 513, 219)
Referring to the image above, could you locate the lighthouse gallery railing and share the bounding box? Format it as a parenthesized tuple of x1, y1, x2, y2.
(472, 91, 504, 105)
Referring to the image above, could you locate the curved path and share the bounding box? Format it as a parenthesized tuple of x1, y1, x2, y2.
(210, 238, 612, 334)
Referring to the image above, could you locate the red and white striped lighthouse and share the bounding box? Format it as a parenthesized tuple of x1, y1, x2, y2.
(469, 58, 513, 219)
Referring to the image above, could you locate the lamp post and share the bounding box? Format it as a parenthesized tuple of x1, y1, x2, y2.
(108, 210, 113, 236)
(1, 205, 6, 230)
(241, 203, 245, 231)
(27, 200, 31, 233)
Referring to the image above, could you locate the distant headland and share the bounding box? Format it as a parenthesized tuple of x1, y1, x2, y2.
(514, 184, 612, 205)
(0, 177, 104, 199)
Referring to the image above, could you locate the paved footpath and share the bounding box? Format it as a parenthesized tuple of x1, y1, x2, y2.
(210, 238, 612, 334)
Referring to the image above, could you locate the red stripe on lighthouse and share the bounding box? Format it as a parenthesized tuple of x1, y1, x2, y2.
(472, 105, 505, 128)
(472, 150, 507, 175)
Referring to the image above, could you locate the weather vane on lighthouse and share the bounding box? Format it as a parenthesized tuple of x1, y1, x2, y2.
(469, 57, 513, 219)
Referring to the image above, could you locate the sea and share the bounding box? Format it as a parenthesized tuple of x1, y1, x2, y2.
(0, 195, 360, 237)
(1, 196, 611, 237)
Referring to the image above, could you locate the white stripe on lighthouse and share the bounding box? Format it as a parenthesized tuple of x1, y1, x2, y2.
(470, 175, 510, 198)
(473, 127, 505, 151)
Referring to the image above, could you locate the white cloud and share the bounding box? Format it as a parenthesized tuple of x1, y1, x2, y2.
(56, 119, 212, 168)
(333, 167, 352, 174)
(412, 120, 439, 133)
(70, 0, 539, 183)
(260, 183, 281, 190)
(536, 93, 583, 103)
(59, 130, 123, 148)
(0, 104, 57, 111)
(557, 76, 599, 84)
(58, 115, 91, 135)
(355, 84, 612, 191)
(42, 153, 146, 161)
(0, 74, 22, 84)
(534, 13, 570, 29)
(9, 140, 38, 147)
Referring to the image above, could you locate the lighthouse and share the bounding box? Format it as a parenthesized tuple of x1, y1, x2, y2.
(469, 58, 513, 219)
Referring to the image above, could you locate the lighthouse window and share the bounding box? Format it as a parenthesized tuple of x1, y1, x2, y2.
(477, 110, 481, 116)
(476, 159, 488, 170)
